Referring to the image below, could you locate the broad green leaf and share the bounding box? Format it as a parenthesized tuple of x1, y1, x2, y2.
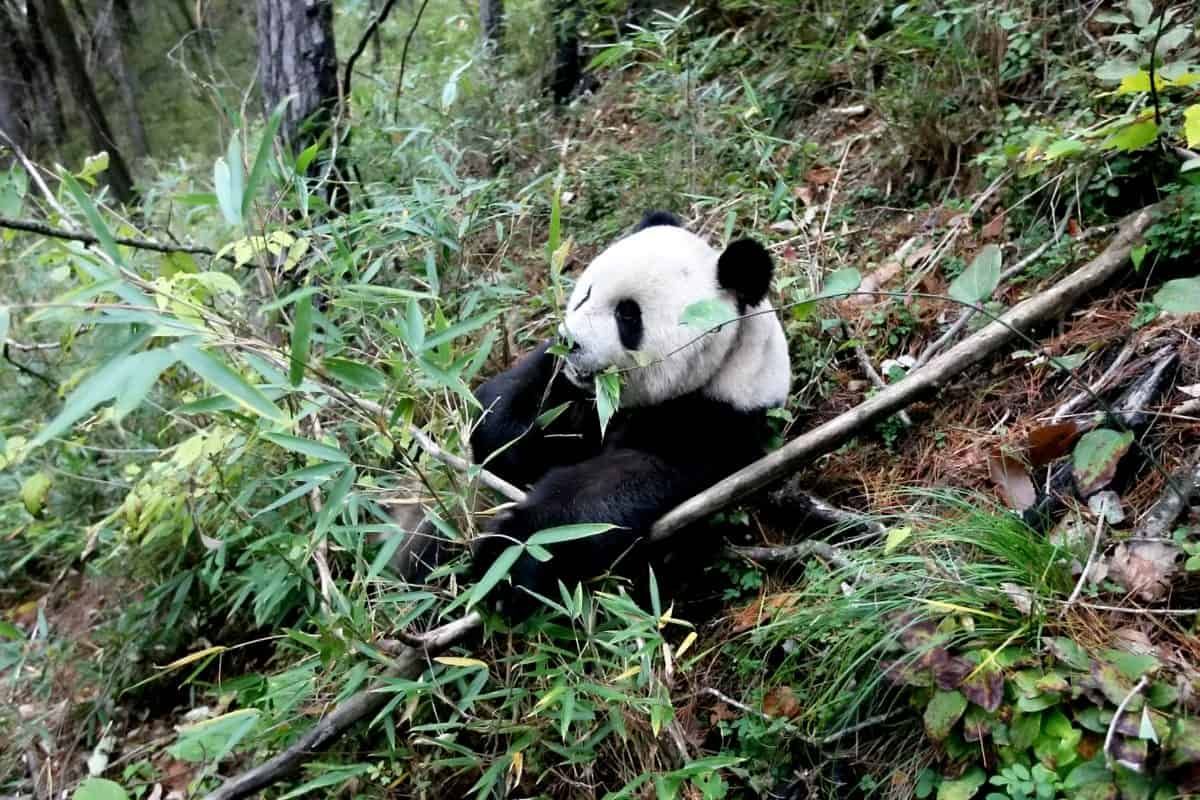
(1105, 648, 1159, 680)
(819, 267, 862, 298)
(1072, 428, 1134, 496)
(324, 356, 388, 390)
(73, 778, 129, 800)
(595, 371, 621, 438)
(0, 306, 9, 344)
(680, 297, 738, 331)
(21, 471, 51, 516)
(936, 766, 985, 800)
(168, 709, 260, 763)
(466, 544, 523, 609)
(527, 523, 618, 546)
(262, 433, 348, 463)
(1115, 70, 1168, 95)
(113, 348, 179, 420)
(1103, 119, 1158, 152)
(948, 244, 1001, 304)
(289, 293, 312, 386)
(924, 689, 967, 740)
(243, 98, 290, 217)
(178, 344, 286, 422)
(1153, 277, 1200, 314)
(1045, 139, 1086, 160)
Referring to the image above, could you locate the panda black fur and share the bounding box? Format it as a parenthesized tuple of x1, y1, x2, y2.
(463, 211, 791, 617)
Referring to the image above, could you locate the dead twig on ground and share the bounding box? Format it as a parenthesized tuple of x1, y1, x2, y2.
(0, 215, 231, 262)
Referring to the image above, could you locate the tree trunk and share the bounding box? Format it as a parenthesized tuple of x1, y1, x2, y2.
(480, 0, 504, 55)
(35, 0, 134, 203)
(99, 0, 149, 158)
(255, 0, 339, 153)
(0, 3, 36, 152)
(26, 0, 67, 144)
(549, 0, 582, 104)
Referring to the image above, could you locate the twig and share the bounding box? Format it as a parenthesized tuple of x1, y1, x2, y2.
(0, 215, 231, 262)
(1147, 4, 1168, 129)
(393, 0, 433, 112)
(844, 322, 912, 426)
(648, 202, 1167, 542)
(342, 0, 401, 100)
(1064, 514, 1104, 609)
(697, 688, 901, 746)
(1104, 675, 1149, 770)
(727, 541, 855, 572)
(204, 611, 482, 800)
(1133, 449, 1200, 540)
(1051, 337, 1138, 422)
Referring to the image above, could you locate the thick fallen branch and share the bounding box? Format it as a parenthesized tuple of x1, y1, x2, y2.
(648, 201, 1167, 542)
(205, 612, 481, 800)
(0, 214, 230, 262)
(1135, 451, 1200, 540)
(727, 540, 855, 572)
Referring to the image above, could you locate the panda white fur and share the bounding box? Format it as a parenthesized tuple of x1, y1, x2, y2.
(395, 212, 790, 617)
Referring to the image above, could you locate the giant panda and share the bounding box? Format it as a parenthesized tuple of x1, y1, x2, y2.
(399, 211, 791, 617)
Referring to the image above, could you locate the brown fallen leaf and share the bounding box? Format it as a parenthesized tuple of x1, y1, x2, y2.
(988, 453, 1037, 510)
(850, 259, 904, 305)
(763, 686, 802, 719)
(1107, 541, 1183, 602)
(1026, 421, 1081, 467)
(806, 165, 836, 185)
(981, 210, 1006, 240)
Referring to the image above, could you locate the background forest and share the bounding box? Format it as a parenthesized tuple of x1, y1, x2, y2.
(2, 0, 1200, 799)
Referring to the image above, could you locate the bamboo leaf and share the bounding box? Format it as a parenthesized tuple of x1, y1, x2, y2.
(289, 293, 313, 386)
(242, 99, 289, 217)
(466, 545, 523, 609)
(178, 344, 286, 422)
(262, 432, 348, 463)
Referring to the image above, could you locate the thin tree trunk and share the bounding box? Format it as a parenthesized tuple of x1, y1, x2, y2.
(549, 0, 581, 104)
(255, 0, 339, 152)
(99, 0, 149, 158)
(35, 0, 134, 202)
(0, 3, 36, 152)
(480, 0, 503, 55)
(368, 0, 383, 68)
(17, 0, 66, 145)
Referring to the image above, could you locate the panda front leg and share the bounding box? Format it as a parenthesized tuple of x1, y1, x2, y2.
(471, 449, 697, 619)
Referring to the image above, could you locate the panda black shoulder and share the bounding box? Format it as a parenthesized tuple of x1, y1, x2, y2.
(633, 210, 682, 232)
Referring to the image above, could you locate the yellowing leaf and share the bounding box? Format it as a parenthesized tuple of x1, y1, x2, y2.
(1103, 119, 1159, 152)
(158, 645, 228, 670)
(1184, 104, 1200, 149)
(1115, 70, 1168, 95)
(433, 656, 488, 669)
(613, 665, 641, 682)
(885, 526, 912, 553)
(674, 631, 698, 661)
(21, 471, 52, 516)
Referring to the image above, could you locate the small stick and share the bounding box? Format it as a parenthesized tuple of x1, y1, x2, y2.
(1064, 514, 1104, 610)
(1104, 675, 1149, 770)
(0, 214, 232, 262)
(1051, 338, 1138, 423)
(726, 540, 855, 572)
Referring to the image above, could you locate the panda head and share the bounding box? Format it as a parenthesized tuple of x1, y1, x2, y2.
(561, 212, 790, 410)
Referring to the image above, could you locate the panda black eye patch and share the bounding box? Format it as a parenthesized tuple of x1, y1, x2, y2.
(613, 299, 643, 350)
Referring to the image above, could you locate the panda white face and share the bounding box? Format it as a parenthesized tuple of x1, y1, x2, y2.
(561, 222, 790, 410)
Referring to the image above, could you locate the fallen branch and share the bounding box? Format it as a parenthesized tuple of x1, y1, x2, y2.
(342, 0, 402, 99)
(726, 540, 855, 572)
(0, 215, 230, 262)
(1051, 337, 1138, 423)
(1104, 675, 1149, 770)
(649, 201, 1168, 542)
(204, 612, 482, 800)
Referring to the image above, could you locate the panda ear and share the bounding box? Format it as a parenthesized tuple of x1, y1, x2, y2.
(633, 210, 682, 232)
(718, 238, 773, 309)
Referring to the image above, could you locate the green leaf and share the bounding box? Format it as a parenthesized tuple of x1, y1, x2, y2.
(0, 305, 10, 345)
(1045, 139, 1087, 160)
(1153, 277, 1200, 314)
(113, 347, 179, 420)
(1104, 648, 1159, 680)
(73, 778, 130, 800)
(1103, 119, 1158, 152)
(32, 347, 147, 448)
(884, 526, 912, 553)
(289, 293, 312, 387)
(262, 433, 349, 464)
(60, 172, 124, 269)
(168, 709, 260, 763)
(405, 298, 426, 350)
(595, 371, 621, 438)
(819, 267, 863, 298)
(949, 244, 1002, 305)
(315, 466, 356, 536)
(1130, 245, 1148, 271)
(243, 98, 290, 217)
(680, 297, 738, 331)
(21, 471, 51, 516)
(421, 310, 500, 352)
(466, 544, 524, 609)
(527, 523, 618, 546)
(276, 766, 373, 800)
(178, 344, 286, 422)
(936, 766, 986, 800)
(924, 689, 968, 740)
(76, 151, 110, 185)
(324, 357, 388, 391)
(1072, 428, 1134, 496)
(214, 132, 245, 225)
